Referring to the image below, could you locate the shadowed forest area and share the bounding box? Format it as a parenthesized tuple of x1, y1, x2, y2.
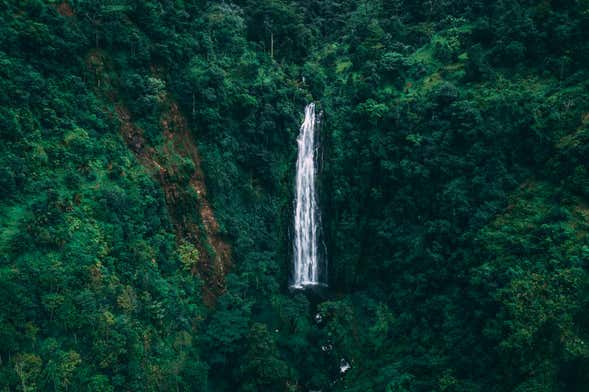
(1, 1, 589, 391)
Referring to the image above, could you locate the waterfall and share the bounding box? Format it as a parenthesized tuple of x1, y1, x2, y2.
(292, 103, 326, 288)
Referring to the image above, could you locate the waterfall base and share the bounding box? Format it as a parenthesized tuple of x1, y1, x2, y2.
(290, 281, 328, 290)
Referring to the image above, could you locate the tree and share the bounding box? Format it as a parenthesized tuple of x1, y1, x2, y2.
(238, 323, 290, 392)
(14, 353, 42, 392)
(178, 241, 200, 275)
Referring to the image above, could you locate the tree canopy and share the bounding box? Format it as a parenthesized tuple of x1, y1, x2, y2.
(1, 0, 588, 391)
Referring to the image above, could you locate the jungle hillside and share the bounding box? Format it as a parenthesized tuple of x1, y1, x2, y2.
(1, 0, 589, 391)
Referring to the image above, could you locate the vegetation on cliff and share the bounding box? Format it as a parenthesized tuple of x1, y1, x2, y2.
(0, 1, 588, 391)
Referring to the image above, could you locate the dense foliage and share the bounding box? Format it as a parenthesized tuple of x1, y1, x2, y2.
(1, 0, 588, 391)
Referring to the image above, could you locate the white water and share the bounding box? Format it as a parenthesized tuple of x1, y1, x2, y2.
(339, 358, 351, 374)
(293, 103, 325, 288)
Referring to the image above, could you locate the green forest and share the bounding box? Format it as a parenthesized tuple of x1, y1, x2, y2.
(1, 0, 589, 390)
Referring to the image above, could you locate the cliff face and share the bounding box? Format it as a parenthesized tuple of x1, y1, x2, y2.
(87, 49, 230, 304)
(159, 99, 231, 303)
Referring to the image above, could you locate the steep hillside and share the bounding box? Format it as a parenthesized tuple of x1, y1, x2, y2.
(87, 48, 230, 303)
(1, 1, 589, 391)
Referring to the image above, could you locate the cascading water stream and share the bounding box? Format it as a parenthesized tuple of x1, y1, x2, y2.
(292, 103, 326, 288)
